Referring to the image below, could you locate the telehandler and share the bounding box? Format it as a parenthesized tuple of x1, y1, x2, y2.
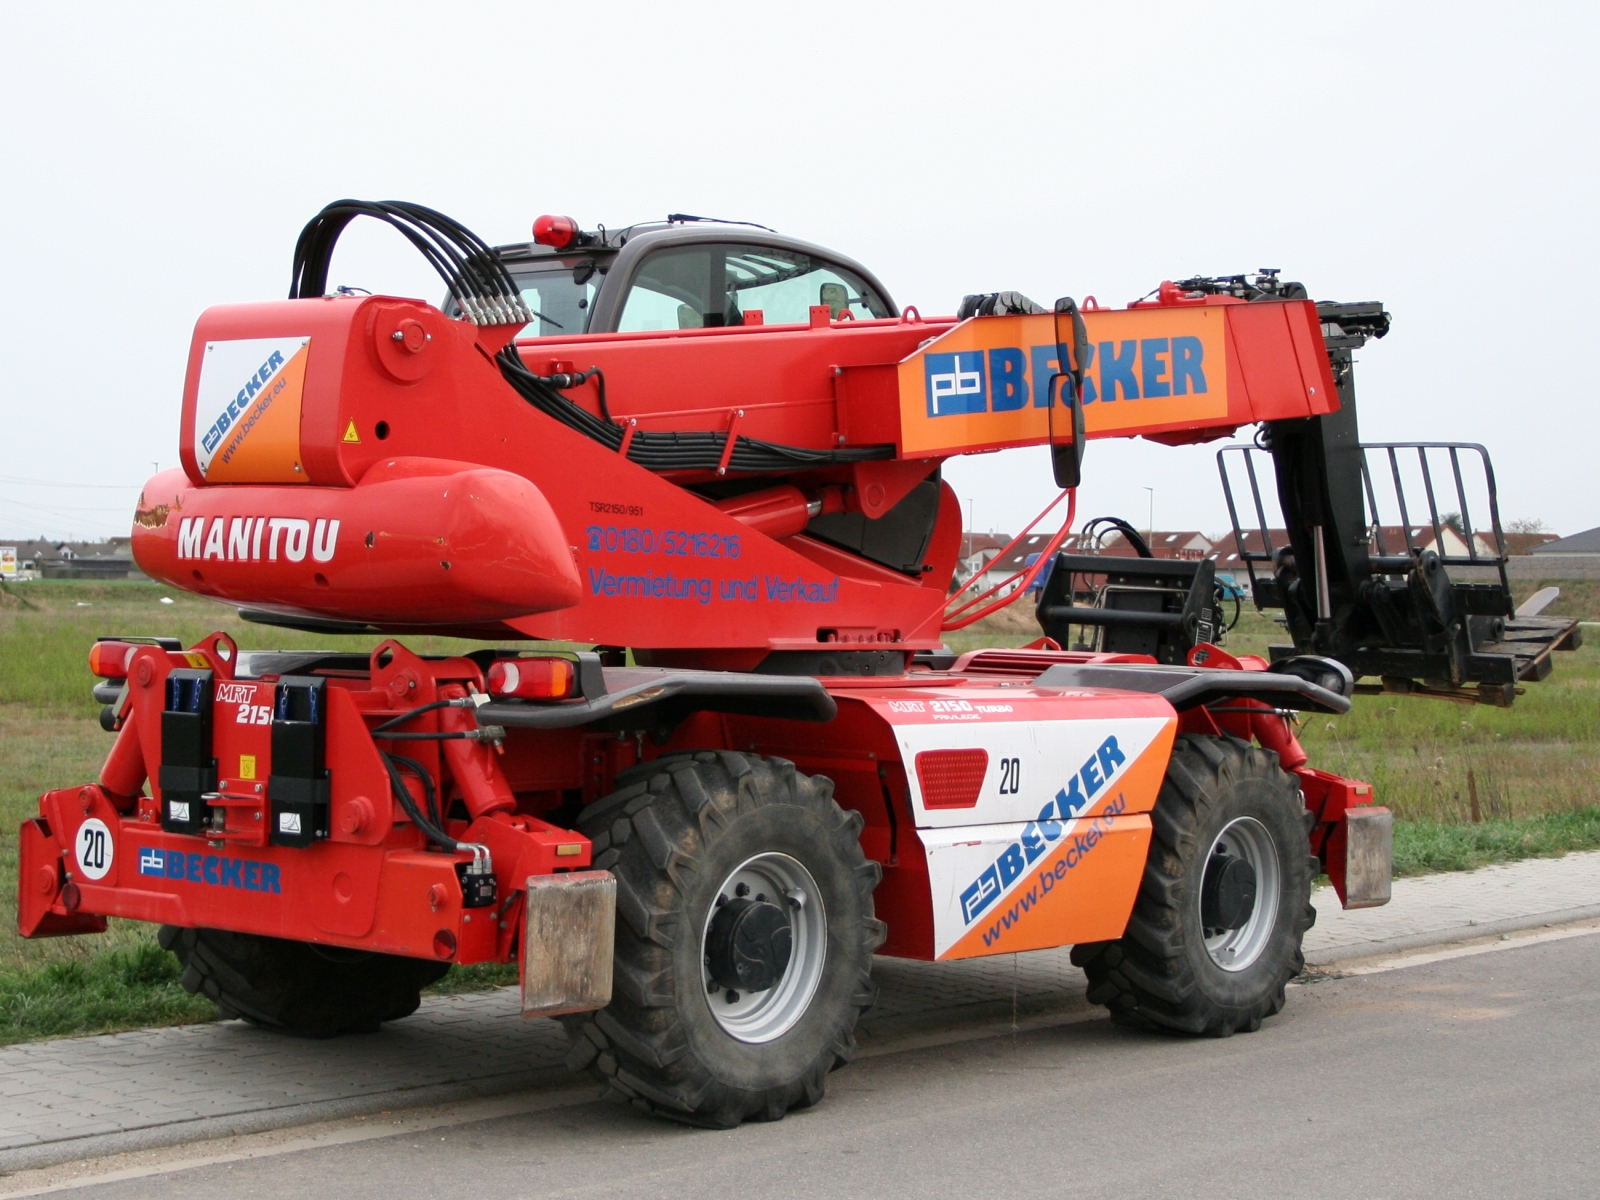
(19, 202, 1579, 1126)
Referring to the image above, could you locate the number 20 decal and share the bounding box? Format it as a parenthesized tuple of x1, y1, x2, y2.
(998, 757, 1022, 795)
(74, 818, 114, 881)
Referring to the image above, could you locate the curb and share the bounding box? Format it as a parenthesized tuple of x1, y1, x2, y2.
(0, 1067, 586, 1177)
(5, 904, 1600, 1174)
(1305, 903, 1600, 965)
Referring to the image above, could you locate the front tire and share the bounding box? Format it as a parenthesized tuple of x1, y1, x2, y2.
(562, 751, 884, 1127)
(1071, 734, 1315, 1036)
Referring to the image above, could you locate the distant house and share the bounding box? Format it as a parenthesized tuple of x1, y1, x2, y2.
(954, 533, 1011, 588)
(1501, 531, 1561, 556)
(1217, 524, 1518, 569)
(1213, 529, 1289, 573)
(1367, 524, 1497, 560)
(977, 533, 1058, 596)
(1075, 529, 1214, 560)
(967, 529, 1224, 599)
(1150, 530, 1214, 560)
(2, 537, 144, 580)
(1529, 526, 1600, 555)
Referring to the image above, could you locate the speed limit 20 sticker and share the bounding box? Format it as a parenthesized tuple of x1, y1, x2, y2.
(74, 818, 114, 880)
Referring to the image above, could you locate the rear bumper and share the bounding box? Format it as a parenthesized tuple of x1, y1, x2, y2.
(19, 784, 592, 966)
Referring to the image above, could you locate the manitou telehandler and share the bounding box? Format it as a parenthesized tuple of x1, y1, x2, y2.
(18, 202, 1580, 1127)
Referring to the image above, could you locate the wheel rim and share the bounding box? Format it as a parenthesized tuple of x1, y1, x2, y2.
(700, 852, 826, 1044)
(1199, 816, 1281, 972)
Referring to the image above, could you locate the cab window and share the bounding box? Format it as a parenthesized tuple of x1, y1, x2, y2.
(616, 243, 890, 332)
(506, 261, 600, 338)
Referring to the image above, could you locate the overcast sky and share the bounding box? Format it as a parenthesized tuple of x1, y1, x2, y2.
(1, 2, 1594, 543)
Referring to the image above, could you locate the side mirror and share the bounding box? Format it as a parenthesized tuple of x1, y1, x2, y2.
(1050, 297, 1090, 490)
(1050, 401, 1085, 489)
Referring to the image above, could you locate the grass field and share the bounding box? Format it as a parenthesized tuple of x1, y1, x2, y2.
(0, 575, 1594, 1043)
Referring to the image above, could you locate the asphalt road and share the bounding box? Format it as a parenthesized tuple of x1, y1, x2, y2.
(29, 931, 1600, 1200)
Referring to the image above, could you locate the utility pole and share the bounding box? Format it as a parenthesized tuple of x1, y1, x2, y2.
(1143, 487, 1154, 546)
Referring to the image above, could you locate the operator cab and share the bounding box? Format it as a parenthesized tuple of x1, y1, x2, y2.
(474, 217, 898, 339)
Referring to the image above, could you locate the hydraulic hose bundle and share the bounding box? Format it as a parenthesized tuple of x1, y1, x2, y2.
(494, 343, 896, 474)
(289, 200, 535, 327)
(289, 198, 893, 473)
(370, 699, 492, 866)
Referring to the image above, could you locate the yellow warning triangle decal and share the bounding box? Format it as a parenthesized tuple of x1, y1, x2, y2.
(342, 420, 361, 444)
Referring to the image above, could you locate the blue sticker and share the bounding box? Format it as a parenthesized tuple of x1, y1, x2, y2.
(924, 351, 987, 417)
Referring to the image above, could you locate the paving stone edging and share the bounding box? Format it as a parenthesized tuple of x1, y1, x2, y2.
(1, 849, 1594, 1174)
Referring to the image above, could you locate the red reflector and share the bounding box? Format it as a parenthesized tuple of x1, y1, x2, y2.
(532, 214, 578, 248)
(88, 642, 136, 679)
(60, 882, 82, 912)
(486, 657, 577, 700)
(433, 929, 457, 959)
(915, 748, 989, 809)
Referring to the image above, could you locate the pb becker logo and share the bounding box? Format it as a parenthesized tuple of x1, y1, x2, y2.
(924, 340, 1207, 419)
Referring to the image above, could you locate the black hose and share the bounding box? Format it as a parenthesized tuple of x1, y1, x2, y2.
(1080, 516, 1155, 558)
(495, 343, 894, 474)
(372, 699, 457, 734)
(290, 200, 529, 326)
(380, 752, 457, 850)
(378, 731, 479, 741)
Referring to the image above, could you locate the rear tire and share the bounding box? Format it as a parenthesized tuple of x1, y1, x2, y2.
(158, 926, 449, 1037)
(1071, 733, 1315, 1036)
(561, 751, 884, 1127)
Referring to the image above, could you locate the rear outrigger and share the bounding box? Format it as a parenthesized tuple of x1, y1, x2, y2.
(20, 202, 1578, 1126)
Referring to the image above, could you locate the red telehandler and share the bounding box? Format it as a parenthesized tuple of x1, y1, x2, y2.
(19, 202, 1580, 1127)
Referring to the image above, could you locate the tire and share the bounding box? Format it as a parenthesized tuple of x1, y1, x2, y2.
(1070, 733, 1316, 1037)
(561, 751, 885, 1127)
(158, 925, 450, 1037)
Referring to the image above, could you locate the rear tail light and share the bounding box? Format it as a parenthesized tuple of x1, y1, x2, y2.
(915, 748, 989, 809)
(88, 641, 136, 679)
(486, 657, 578, 700)
(532, 215, 579, 249)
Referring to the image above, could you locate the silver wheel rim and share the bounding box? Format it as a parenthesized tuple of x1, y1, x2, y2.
(700, 852, 826, 1044)
(1200, 816, 1281, 972)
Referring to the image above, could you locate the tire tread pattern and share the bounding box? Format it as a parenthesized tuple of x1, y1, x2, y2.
(561, 751, 884, 1127)
(1070, 733, 1315, 1037)
(158, 925, 449, 1037)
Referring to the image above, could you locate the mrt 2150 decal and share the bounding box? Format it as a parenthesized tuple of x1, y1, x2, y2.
(193, 337, 312, 483)
(866, 691, 1176, 959)
(896, 309, 1229, 455)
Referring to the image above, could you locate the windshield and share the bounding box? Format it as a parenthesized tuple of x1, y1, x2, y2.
(617, 244, 891, 331)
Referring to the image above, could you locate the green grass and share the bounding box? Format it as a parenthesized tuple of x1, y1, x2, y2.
(0, 576, 1594, 1045)
(427, 961, 520, 994)
(1393, 809, 1600, 877)
(0, 942, 215, 1047)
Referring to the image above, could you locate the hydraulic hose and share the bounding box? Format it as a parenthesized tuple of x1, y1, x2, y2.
(381, 751, 456, 850)
(495, 343, 895, 474)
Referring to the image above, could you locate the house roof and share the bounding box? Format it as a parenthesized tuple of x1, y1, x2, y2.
(1209, 530, 1290, 565)
(1529, 526, 1600, 554)
(985, 533, 1059, 575)
(1500, 531, 1560, 556)
(0, 538, 134, 562)
(980, 529, 1220, 576)
(959, 532, 1011, 559)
